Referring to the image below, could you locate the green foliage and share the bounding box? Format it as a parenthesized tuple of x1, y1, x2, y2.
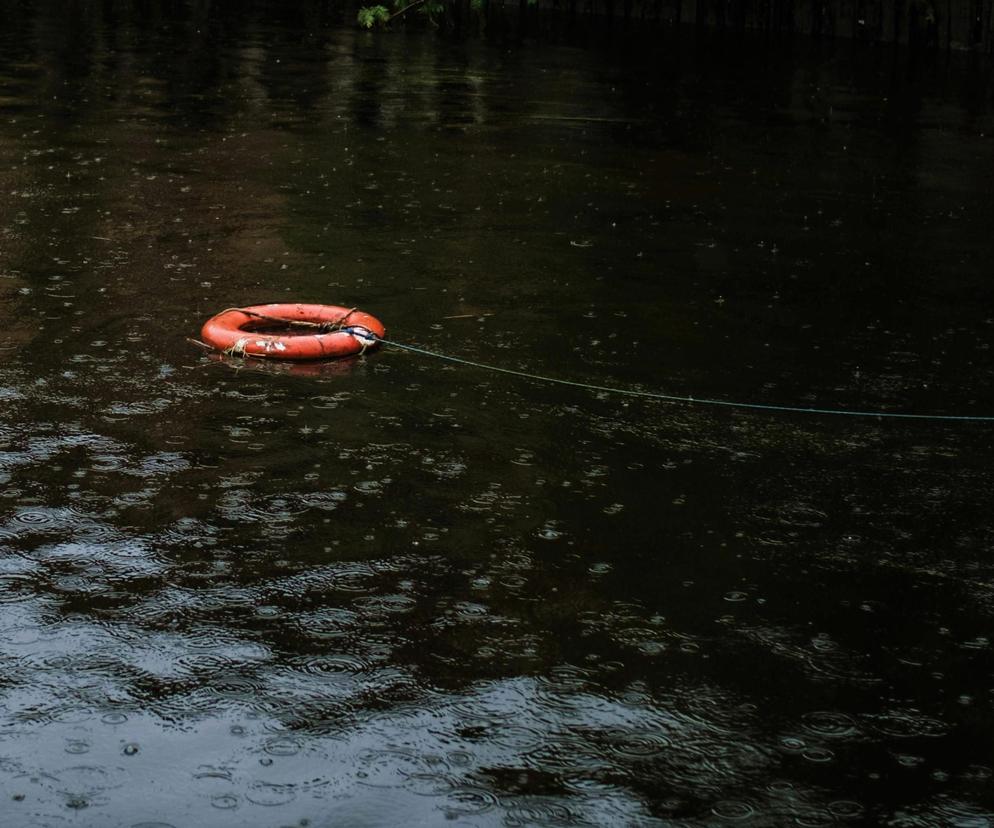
(359, 0, 490, 28)
(357, 4, 390, 28)
(422, 0, 445, 22)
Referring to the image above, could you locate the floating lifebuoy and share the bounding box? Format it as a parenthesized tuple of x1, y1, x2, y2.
(200, 304, 385, 361)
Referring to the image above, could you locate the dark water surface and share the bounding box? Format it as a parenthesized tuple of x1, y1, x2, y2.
(2, 3, 994, 826)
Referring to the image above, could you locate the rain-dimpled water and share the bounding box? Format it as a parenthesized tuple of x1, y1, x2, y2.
(2, 2, 994, 825)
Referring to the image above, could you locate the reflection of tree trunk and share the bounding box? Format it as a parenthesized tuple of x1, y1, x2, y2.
(825, 1, 833, 40)
(984, 0, 994, 54)
(734, 0, 745, 33)
(972, 0, 982, 45)
(909, 0, 939, 49)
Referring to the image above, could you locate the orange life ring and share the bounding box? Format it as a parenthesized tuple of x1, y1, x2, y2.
(200, 304, 386, 361)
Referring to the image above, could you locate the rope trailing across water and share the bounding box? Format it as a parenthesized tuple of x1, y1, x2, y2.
(376, 337, 994, 423)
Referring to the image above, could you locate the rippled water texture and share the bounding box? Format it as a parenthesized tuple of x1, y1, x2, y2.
(2, 2, 994, 825)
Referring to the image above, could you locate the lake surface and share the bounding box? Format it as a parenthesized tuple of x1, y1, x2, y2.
(2, 3, 994, 825)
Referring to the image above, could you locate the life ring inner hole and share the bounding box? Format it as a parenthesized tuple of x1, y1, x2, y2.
(241, 321, 328, 337)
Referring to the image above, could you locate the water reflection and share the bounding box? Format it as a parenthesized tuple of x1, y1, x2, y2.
(2, 0, 994, 825)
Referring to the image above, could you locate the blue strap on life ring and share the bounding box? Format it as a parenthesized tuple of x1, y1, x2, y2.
(342, 326, 379, 349)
